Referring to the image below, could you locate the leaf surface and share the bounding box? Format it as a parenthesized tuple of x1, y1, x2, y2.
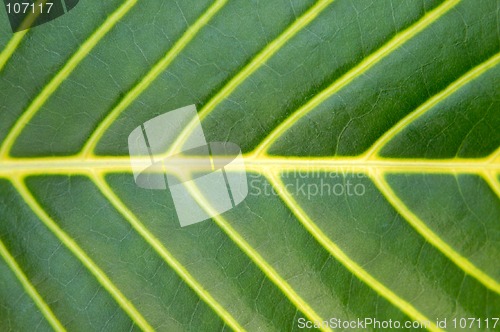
(0, 0, 499, 331)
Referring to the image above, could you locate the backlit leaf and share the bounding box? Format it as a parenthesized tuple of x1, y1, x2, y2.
(0, 0, 499, 331)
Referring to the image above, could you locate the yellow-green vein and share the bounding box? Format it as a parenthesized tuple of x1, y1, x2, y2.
(80, 0, 229, 157)
(266, 171, 442, 332)
(371, 170, 500, 295)
(252, 0, 460, 157)
(0, 0, 139, 159)
(0, 31, 28, 72)
(182, 180, 333, 332)
(365, 51, 500, 158)
(0, 0, 48, 71)
(11, 176, 154, 332)
(481, 171, 500, 200)
(1, 155, 500, 178)
(92, 173, 245, 332)
(0, 239, 66, 332)
(490, 146, 500, 164)
(166, 0, 334, 156)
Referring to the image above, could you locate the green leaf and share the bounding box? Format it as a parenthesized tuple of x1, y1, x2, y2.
(1, 0, 499, 331)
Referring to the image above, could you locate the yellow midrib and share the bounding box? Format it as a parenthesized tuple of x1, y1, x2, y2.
(1, 0, 498, 327)
(0, 155, 499, 177)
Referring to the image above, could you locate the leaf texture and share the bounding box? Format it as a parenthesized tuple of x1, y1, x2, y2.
(0, 0, 499, 331)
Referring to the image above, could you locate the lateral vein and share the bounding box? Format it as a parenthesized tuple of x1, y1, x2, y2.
(0, 155, 499, 178)
(371, 170, 500, 295)
(0, 31, 28, 72)
(0, 0, 139, 159)
(0, 239, 66, 331)
(80, 0, 229, 157)
(166, 0, 334, 156)
(365, 51, 500, 158)
(266, 172, 442, 332)
(11, 177, 154, 332)
(489, 146, 500, 163)
(182, 180, 333, 332)
(0, 0, 48, 71)
(252, 0, 460, 157)
(481, 171, 500, 200)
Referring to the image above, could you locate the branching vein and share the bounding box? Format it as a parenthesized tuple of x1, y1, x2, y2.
(92, 173, 245, 331)
(10, 176, 154, 332)
(266, 171, 442, 332)
(371, 170, 500, 295)
(252, 0, 460, 157)
(365, 52, 500, 158)
(0, 0, 139, 159)
(0, 239, 66, 331)
(81, 0, 229, 157)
